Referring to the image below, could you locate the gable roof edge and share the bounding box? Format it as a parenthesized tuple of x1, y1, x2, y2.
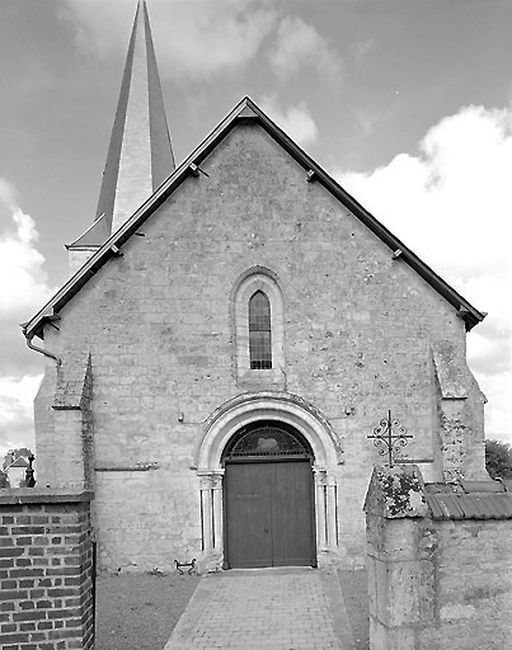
(242, 99, 485, 331)
(23, 96, 486, 340)
(23, 97, 253, 340)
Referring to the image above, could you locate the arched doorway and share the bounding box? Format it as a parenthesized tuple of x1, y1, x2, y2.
(222, 420, 316, 569)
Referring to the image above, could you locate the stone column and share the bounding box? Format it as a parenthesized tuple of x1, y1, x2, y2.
(313, 467, 328, 551)
(198, 469, 224, 569)
(313, 465, 338, 557)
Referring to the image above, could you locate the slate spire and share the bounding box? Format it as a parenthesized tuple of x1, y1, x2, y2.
(68, 0, 174, 261)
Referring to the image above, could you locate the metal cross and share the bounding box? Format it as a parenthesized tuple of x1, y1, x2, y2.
(367, 410, 413, 467)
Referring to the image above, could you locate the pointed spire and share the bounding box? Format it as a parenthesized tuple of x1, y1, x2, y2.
(69, 0, 174, 254)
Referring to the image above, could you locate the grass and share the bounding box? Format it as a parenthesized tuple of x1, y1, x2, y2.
(95, 571, 200, 650)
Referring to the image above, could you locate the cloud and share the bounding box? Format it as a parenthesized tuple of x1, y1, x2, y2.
(260, 96, 318, 146)
(269, 15, 343, 83)
(0, 179, 51, 451)
(59, 0, 279, 80)
(59, 3, 345, 84)
(334, 105, 512, 443)
(0, 179, 53, 317)
(0, 375, 40, 460)
(0, 178, 53, 459)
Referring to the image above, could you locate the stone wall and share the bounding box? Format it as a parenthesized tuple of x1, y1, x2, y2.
(364, 464, 512, 649)
(0, 489, 94, 649)
(34, 122, 486, 570)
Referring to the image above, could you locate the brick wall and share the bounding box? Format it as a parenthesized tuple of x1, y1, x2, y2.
(0, 489, 94, 650)
(364, 464, 512, 649)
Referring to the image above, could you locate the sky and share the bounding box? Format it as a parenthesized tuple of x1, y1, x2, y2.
(0, 0, 510, 459)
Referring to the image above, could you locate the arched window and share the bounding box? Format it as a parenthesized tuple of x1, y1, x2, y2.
(232, 267, 284, 384)
(249, 291, 272, 369)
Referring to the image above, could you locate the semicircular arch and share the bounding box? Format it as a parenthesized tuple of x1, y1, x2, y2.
(196, 392, 342, 471)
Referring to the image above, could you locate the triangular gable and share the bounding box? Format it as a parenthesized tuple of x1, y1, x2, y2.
(22, 96, 486, 341)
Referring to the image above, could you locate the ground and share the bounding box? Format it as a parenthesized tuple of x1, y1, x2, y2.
(96, 569, 369, 650)
(338, 569, 369, 650)
(96, 572, 200, 650)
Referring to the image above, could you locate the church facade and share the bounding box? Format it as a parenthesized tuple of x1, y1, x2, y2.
(23, 2, 488, 573)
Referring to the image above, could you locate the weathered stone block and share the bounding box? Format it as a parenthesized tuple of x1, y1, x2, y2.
(364, 464, 428, 520)
(366, 476, 512, 649)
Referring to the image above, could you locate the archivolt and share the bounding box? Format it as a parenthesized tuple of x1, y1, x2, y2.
(195, 392, 342, 471)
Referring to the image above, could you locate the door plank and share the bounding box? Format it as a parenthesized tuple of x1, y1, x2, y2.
(225, 463, 272, 568)
(271, 462, 313, 566)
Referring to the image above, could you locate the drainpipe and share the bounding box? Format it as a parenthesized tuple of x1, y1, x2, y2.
(22, 327, 62, 367)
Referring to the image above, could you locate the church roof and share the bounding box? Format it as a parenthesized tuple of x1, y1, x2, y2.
(7, 456, 29, 469)
(23, 96, 486, 341)
(68, 0, 175, 248)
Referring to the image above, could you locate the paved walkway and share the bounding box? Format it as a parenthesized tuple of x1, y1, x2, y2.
(163, 567, 355, 650)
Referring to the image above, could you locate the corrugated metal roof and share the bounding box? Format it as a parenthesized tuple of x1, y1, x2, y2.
(427, 492, 512, 520)
(459, 479, 505, 493)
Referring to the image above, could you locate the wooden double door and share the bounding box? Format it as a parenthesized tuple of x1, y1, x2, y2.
(224, 460, 316, 568)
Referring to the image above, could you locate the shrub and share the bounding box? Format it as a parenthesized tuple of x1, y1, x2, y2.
(485, 439, 512, 479)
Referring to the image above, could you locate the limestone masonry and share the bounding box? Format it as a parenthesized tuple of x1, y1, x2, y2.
(364, 464, 512, 649)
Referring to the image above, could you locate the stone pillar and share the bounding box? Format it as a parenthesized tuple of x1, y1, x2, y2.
(363, 464, 436, 650)
(313, 465, 338, 558)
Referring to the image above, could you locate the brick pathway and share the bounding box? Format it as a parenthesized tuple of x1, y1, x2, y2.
(163, 567, 355, 649)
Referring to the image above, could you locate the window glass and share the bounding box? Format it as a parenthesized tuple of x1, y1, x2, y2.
(249, 291, 272, 369)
